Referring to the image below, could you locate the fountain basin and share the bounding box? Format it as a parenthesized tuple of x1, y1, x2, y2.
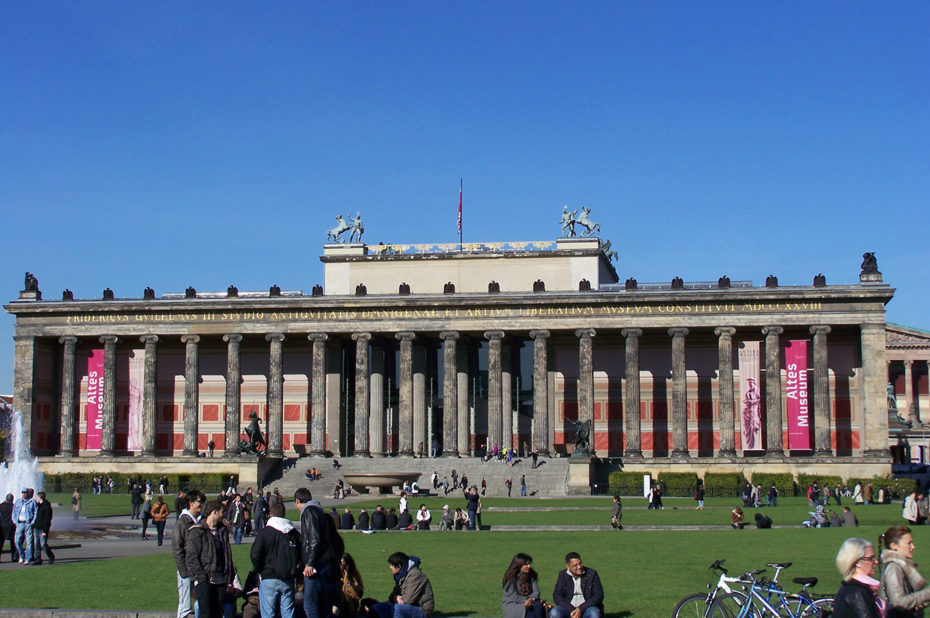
(341, 472, 421, 494)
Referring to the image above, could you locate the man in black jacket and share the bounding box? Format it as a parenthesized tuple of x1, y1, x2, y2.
(550, 552, 604, 618)
(172, 489, 206, 618)
(294, 487, 344, 618)
(130, 484, 143, 519)
(186, 500, 237, 618)
(32, 491, 54, 565)
(250, 501, 300, 618)
(0, 493, 16, 562)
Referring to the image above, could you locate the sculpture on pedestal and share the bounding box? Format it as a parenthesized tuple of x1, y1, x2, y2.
(241, 411, 266, 455)
(567, 417, 592, 457)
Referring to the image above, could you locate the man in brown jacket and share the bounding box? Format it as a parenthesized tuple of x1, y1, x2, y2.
(185, 500, 237, 618)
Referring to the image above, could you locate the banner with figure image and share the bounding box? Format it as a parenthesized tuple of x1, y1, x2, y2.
(786, 340, 810, 451)
(738, 341, 762, 451)
(85, 349, 104, 450)
(127, 349, 145, 452)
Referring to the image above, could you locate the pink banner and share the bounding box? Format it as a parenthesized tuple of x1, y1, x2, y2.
(738, 341, 762, 451)
(786, 340, 810, 451)
(86, 349, 104, 450)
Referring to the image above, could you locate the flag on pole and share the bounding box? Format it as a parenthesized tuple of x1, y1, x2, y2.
(457, 179, 463, 235)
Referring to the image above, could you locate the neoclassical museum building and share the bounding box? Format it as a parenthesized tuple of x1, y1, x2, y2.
(5, 233, 905, 484)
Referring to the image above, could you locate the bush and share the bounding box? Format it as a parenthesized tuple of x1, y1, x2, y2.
(703, 473, 748, 498)
(608, 471, 649, 497)
(752, 473, 797, 498)
(46, 472, 235, 494)
(656, 472, 700, 497)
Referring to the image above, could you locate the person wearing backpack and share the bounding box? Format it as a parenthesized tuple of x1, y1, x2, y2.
(251, 501, 302, 618)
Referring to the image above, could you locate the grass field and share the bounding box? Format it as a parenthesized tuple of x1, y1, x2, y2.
(17, 495, 923, 616)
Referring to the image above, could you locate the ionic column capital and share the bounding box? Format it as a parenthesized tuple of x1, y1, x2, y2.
(396, 332, 416, 342)
(59, 336, 78, 345)
(574, 328, 596, 339)
(352, 332, 373, 343)
(139, 335, 159, 345)
(99, 335, 118, 345)
(308, 332, 329, 343)
(439, 331, 460, 341)
(668, 327, 689, 338)
(529, 329, 551, 340)
(621, 328, 643, 338)
(483, 330, 504, 341)
(761, 326, 784, 337)
(223, 333, 243, 344)
(714, 327, 736, 338)
(180, 334, 201, 344)
(809, 325, 832, 336)
(265, 333, 286, 343)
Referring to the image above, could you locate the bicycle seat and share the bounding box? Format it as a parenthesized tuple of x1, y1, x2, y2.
(768, 562, 792, 568)
(793, 577, 818, 587)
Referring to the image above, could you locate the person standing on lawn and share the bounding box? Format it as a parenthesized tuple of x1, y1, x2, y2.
(141, 493, 153, 540)
(251, 501, 301, 618)
(173, 489, 206, 618)
(549, 552, 604, 618)
(33, 491, 55, 565)
(130, 483, 144, 519)
(610, 495, 623, 531)
(0, 494, 16, 562)
(13, 487, 36, 564)
(227, 493, 246, 545)
(72, 488, 81, 520)
(294, 487, 345, 618)
(185, 500, 237, 618)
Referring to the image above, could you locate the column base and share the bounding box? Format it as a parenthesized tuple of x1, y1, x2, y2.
(224, 450, 241, 457)
(670, 449, 690, 461)
(814, 449, 833, 457)
(308, 450, 326, 457)
(56, 451, 75, 458)
(623, 450, 644, 462)
(356, 450, 371, 457)
(182, 449, 198, 457)
(718, 449, 737, 457)
(862, 449, 891, 461)
(99, 451, 114, 457)
(266, 450, 284, 459)
(371, 452, 387, 458)
(398, 451, 414, 457)
(765, 451, 786, 461)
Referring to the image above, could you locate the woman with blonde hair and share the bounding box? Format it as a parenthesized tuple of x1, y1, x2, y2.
(832, 537, 882, 617)
(880, 525, 930, 617)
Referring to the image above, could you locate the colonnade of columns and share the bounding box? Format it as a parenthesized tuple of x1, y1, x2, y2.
(49, 323, 879, 459)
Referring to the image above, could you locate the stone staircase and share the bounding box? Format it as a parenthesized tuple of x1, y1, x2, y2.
(266, 455, 571, 498)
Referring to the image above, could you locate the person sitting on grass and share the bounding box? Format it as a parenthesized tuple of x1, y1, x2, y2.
(502, 552, 544, 618)
(550, 551, 604, 618)
(369, 552, 435, 618)
(731, 506, 744, 529)
(416, 505, 431, 530)
(753, 512, 772, 529)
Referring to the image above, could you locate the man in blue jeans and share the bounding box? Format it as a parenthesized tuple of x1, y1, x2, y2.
(295, 487, 344, 618)
(251, 501, 300, 618)
(13, 487, 36, 564)
(549, 552, 604, 618)
(372, 552, 435, 618)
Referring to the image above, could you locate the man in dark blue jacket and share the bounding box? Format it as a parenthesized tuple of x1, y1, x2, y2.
(295, 487, 344, 618)
(549, 552, 604, 618)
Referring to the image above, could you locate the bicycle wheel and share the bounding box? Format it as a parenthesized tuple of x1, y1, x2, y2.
(799, 597, 834, 617)
(709, 591, 758, 618)
(672, 592, 711, 618)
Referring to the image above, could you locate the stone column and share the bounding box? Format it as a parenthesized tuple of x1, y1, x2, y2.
(396, 332, 416, 456)
(622, 328, 643, 459)
(575, 329, 596, 454)
(440, 332, 459, 457)
(669, 328, 689, 460)
(308, 333, 328, 456)
(715, 327, 737, 457)
(810, 326, 832, 455)
(484, 331, 504, 453)
(12, 335, 36, 453)
(530, 330, 551, 457)
(501, 340, 514, 451)
(325, 340, 343, 456)
(861, 323, 891, 458)
(352, 333, 371, 456)
(58, 336, 78, 457)
(369, 343, 385, 457)
(266, 333, 285, 458)
(456, 339, 470, 457)
(762, 326, 784, 457)
(413, 344, 427, 457)
(99, 335, 119, 457)
(181, 335, 200, 457)
(140, 335, 159, 457)
(223, 334, 243, 457)
(904, 359, 916, 424)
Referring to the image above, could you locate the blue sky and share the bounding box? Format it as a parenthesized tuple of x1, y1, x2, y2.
(2, 2, 928, 392)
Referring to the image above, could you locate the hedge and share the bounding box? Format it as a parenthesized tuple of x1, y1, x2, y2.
(749, 473, 796, 497)
(608, 471, 649, 496)
(45, 472, 237, 494)
(703, 473, 748, 498)
(656, 472, 700, 497)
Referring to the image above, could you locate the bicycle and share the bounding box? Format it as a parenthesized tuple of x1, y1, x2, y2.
(671, 560, 754, 618)
(709, 566, 834, 617)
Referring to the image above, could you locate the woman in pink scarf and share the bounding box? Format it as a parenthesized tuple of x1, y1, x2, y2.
(832, 537, 885, 617)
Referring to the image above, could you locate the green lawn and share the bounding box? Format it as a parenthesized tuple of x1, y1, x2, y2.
(9, 497, 918, 615)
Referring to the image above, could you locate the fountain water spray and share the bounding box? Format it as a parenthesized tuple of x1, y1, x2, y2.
(0, 408, 44, 499)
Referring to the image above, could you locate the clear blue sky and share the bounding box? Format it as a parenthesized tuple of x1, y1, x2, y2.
(2, 3, 928, 392)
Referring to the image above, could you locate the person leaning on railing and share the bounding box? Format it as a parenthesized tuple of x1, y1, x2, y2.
(832, 537, 883, 618)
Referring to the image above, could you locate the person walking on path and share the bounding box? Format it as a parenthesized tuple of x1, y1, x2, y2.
(130, 484, 143, 519)
(186, 500, 238, 618)
(694, 482, 705, 510)
(152, 496, 170, 546)
(466, 487, 480, 531)
(33, 491, 55, 565)
(141, 493, 153, 540)
(295, 487, 345, 618)
(506, 478, 513, 497)
(172, 489, 205, 618)
(550, 552, 604, 618)
(71, 488, 81, 520)
(520, 476, 527, 497)
(610, 495, 623, 530)
(251, 501, 301, 618)
(0, 494, 16, 562)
